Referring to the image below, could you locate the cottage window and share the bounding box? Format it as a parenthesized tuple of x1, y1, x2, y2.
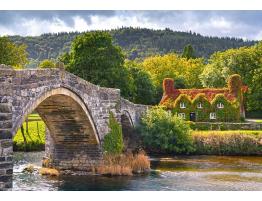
(210, 113, 216, 120)
(197, 102, 203, 109)
(180, 102, 186, 108)
(178, 113, 186, 119)
(217, 102, 224, 109)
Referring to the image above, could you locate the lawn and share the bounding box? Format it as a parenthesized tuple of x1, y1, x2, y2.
(13, 114, 45, 151)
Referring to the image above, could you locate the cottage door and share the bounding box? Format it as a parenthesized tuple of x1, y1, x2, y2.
(190, 112, 196, 121)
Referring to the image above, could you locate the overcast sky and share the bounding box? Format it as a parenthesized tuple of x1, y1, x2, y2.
(0, 10, 262, 40)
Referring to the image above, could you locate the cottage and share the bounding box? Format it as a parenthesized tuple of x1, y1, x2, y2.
(160, 74, 248, 122)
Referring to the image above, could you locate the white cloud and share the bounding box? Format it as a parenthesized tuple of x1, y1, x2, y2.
(0, 11, 261, 40)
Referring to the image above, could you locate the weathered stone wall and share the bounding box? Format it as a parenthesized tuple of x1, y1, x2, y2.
(120, 98, 149, 150)
(190, 122, 262, 130)
(0, 68, 14, 190)
(120, 98, 149, 127)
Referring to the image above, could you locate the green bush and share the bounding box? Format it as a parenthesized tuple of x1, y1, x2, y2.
(39, 59, 56, 68)
(192, 130, 262, 155)
(139, 107, 194, 154)
(103, 112, 124, 155)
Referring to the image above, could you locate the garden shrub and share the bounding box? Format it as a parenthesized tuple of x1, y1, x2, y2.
(103, 112, 124, 155)
(139, 106, 194, 154)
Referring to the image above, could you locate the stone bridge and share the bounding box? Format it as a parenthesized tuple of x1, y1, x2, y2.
(0, 66, 149, 190)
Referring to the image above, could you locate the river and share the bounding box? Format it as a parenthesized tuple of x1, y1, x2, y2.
(13, 152, 262, 191)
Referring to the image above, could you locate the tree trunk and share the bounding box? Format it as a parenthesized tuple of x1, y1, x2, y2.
(21, 125, 27, 151)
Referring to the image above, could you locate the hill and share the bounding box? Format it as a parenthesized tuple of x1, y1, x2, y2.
(9, 27, 256, 64)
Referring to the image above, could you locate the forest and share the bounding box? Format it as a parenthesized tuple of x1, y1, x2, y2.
(8, 27, 256, 66)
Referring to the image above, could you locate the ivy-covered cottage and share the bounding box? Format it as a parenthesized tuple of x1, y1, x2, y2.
(160, 74, 248, 122)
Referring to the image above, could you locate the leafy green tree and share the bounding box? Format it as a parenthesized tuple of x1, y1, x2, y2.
(200, 42, 262, 111)
(142, 53, 205, 89)
(139, 107, 194, 154)
(0, 36, 28, 68)
(103, 112, 124, 155)
(66, 31, 134, 99)
(124, 60, 156, 105)
(248, 67, 262, 111)
(39, 59, 56, 68)
(182, 44, 196, 59)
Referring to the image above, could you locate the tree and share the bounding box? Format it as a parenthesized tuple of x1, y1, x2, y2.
(141, 53, 205, 90)
(248, 67, 262, 111)
(66, 31, 134, 99)
(182, 44, 196, 59)
(124, 60, 156, 105)
(0, 36, 28, 68)
(103, 112, 124, 155)
(39, 59, 56, 68)
(67, 31, 124, 85)
(199, 42, 262, 112)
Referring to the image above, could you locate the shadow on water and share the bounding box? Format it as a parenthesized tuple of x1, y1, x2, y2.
(13, 152, 262, 191)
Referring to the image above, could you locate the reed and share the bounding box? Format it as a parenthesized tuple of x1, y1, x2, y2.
(96, 151, 150, 176)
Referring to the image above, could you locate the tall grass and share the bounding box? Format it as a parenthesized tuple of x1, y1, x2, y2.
(96, 151, 150, 176)
(192, 130, 262, 155)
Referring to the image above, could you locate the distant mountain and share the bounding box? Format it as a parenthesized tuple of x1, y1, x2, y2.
(9, 27, 256, 63)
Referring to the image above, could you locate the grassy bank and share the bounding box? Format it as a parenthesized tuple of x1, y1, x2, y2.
(13, 114, 45, 151)
(192, 130, 262, 155)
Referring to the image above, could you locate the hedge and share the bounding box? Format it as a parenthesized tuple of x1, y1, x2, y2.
(192, 130, 262, 155)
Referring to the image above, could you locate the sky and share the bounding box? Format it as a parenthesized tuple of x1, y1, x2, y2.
(0, 10, 262, 40)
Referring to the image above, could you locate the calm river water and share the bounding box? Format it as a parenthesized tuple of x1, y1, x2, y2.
(13, 152, 262, 191)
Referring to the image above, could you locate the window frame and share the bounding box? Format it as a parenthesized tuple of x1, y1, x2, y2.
(180, 102, 186, 109)
(217, 102, 224, 109)
(210, 112, 216, 120)
(178, 113, 186, 119)
(197, 102, 203, 109)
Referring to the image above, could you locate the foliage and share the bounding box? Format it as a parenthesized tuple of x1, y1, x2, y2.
(65, 31, 135, 99)
(182, 44, 196, 59)
(192, 93, 211, 121)
(141, 53, 205, 90)
(139, 107, 194, 154)
(39, 59, 56, 68)
(13, 116, 45, 151)
(103, 112, 124, 155)
(124, 60, 157, 105)
(192, 130, 262, 155)
(200, 42, 262, 112)
(9, 28, 255, 62)
(248, 67, 262, 111)
(0, 36, 28, 68)
(173, 94, 192, 121)
(210, 94, 240, 122)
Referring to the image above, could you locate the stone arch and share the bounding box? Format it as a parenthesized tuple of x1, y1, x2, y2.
(121, 110, 137, 151)
(12, 87, 100, 144)
(12, 87, 102, 171)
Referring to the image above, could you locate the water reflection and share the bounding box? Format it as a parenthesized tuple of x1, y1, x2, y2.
(13, 152, 262, 191)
